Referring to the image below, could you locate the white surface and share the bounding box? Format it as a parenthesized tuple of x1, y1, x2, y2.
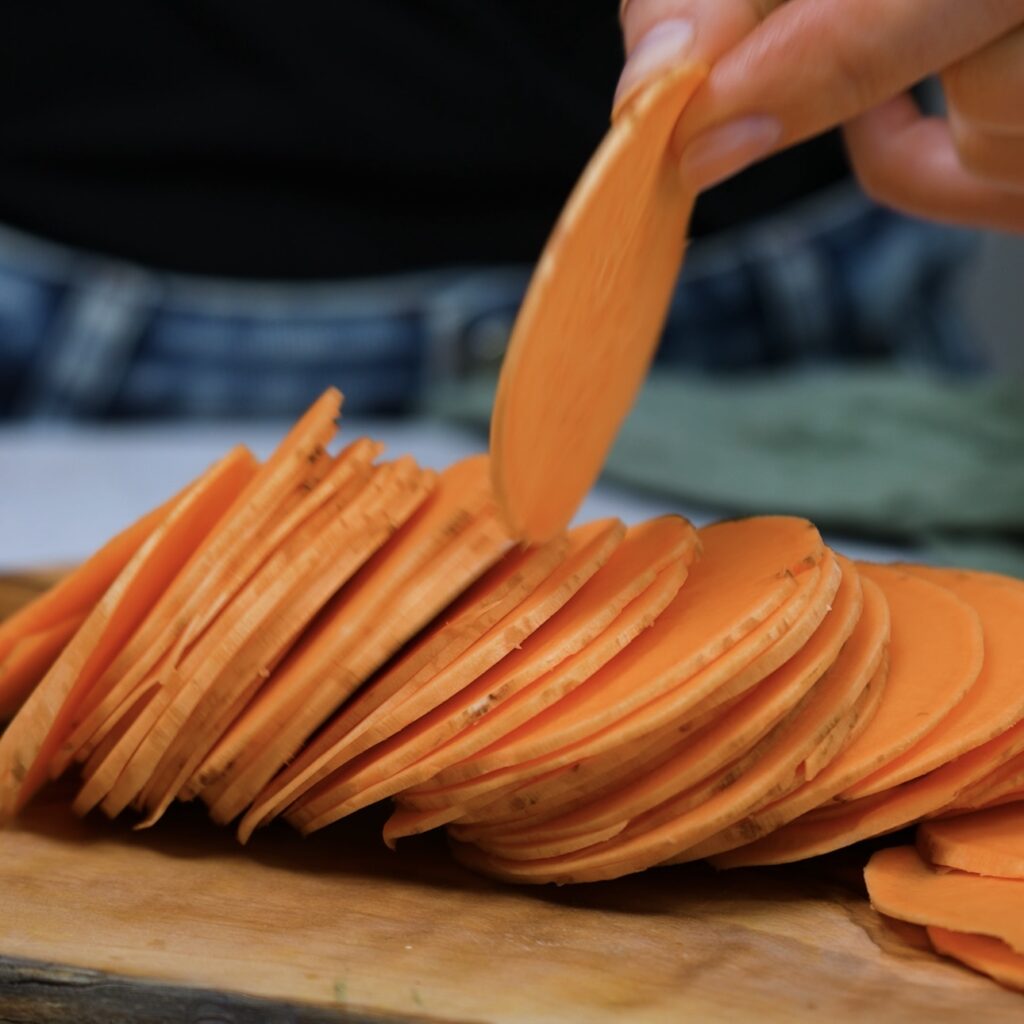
(0, 419, 905, 570)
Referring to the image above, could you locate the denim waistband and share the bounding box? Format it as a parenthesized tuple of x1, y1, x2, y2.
(0, 182, 979, 420)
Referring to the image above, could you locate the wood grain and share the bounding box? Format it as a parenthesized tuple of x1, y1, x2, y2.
(1, 574, 1021, 1022)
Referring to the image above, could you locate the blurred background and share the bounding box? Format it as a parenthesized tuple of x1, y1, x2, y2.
(0, 2, 1021, 573)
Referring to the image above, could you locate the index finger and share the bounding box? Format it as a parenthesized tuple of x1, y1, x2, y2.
(674, 0, 1024, 151)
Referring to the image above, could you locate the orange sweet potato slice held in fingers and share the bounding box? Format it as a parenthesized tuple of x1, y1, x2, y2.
(928, 927, 1024, 992)
(865, 845, 1024, 955)
(918, 803, 1024, 879)
(0, 445, 257, 820)
(841, 568, 1024, 800)
(491, 64, 706, 543)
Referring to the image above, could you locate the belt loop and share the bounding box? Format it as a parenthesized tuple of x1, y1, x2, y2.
(19, 263, 160, 418)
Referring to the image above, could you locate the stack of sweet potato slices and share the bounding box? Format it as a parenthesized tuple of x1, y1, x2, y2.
(3, 391, 1024, 932)
(866, 808, 1024, 993)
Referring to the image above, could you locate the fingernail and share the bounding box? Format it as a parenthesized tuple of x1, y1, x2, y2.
(614, 19, 695, 119)
(677, 116, 783, 191)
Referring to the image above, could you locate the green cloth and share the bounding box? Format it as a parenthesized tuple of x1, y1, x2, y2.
(430, 367, 1024, 577)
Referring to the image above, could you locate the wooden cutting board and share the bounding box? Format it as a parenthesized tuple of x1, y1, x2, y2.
(1, 575, 1020, 1023)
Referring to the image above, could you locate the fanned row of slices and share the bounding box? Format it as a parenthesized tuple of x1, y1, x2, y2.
(2, 391, 1024, 906)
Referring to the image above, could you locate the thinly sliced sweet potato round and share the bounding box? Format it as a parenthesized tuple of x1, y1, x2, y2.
(928, 927, 1024, 992)
(491, 64, 706, 543)
(716, 713, 1024, 866)
(399, 518, 829, 813)
(252, 518, 627, 825)
(0, 613, 87, 720)
(449, 574, 876, 883)
(219, 456, 514, 837)
(290, 554, 690, 835)
(865, 844, 1024, 955)
(477, 557, 863, 858)
(285, 517, 694, 833)
(918, 803, 1024, 879)
(80, 458, 433, 824)
(0, 445, 257, 820)
(842, 568, 1024, 800)
(53, 433, 377, 780)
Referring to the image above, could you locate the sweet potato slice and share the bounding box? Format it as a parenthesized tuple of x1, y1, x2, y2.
(475, 557, 863, 858)
(0, 612, 87, 720)
(0, 445, 256, 820)
(865, 845, 1024, 955)
(948, 752, 1024, 815)
(213, 456, 512, 836)
(253, 517, 626, 818)
(450, 591, 876, 884)
(284, 517, 694, 832)
(928, 927, 1024, 992)
(842, 568, 1024, 800)
(716, 712, 1024, 866)
(491, 64, 705, 543)
(77, 458, 432, 823)
(52, 434, 378, 779)
(289, 551, 690, 835)
(0, 493, 178, 669)
(400, 518, 829, 814)
(918, 803, 1024, 879)
(447, 548, 846, 845)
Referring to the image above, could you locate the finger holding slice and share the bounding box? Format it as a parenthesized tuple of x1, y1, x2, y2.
(490, 63, 706, 543)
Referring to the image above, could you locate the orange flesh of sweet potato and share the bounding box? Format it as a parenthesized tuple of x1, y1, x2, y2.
(52, 434, 376, 779)
(263, 518, 627, 813)
(0, 445, 257, 820)
(448, 596, 878, 885)
(78, 458, 432, 823)
(204, 504, 515, 828)
(220, 456, 514, 837)
(842, 567, 1024, 800)
(918, 803, 1024, 878)
(865, 844, 1024, 955)
(398, 518, 829, 813)
(928, 927, 1024, 992)
(475, 556, 863, 857)
(0, 612, 87, 720)
(127, 460, 436, 828)
(490, 64, 706, 543)
(289, 553, 690, 835)
(716, 713, 1024, 867)
(284, 518, 693, 831)
(191, 537, 570, 811)
(447, 547, 847, 845)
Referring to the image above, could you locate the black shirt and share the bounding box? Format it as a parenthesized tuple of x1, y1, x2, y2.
(0, 1, 848, 279)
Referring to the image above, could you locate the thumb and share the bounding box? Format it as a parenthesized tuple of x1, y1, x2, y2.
(673, 0, 1024, 191)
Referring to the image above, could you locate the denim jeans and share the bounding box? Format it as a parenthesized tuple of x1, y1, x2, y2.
(0, 181, 979, 420)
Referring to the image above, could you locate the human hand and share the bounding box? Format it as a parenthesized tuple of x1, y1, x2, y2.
(617, 0, 1024, 232)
